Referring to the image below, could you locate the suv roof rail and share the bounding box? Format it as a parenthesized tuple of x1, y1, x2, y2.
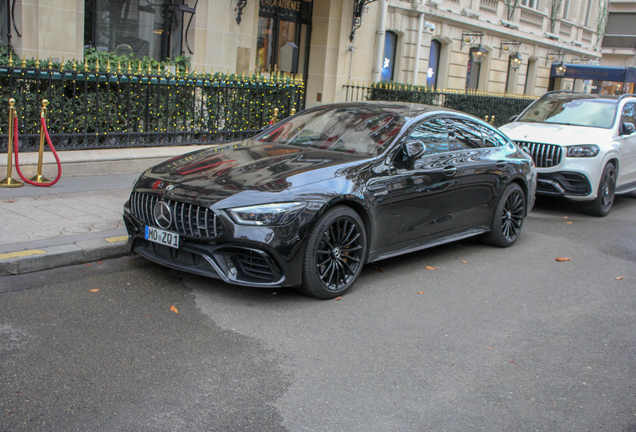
(619, 94, 636, 101)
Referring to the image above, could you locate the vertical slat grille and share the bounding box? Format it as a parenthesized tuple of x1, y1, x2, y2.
(516, 141, 562, 168)
(128, 192, 222, 238)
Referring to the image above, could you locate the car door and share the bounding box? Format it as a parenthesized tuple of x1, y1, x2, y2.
(616, 101, 636, 188)
(446, 118, 509, 229)
(383, 117, 461, 246)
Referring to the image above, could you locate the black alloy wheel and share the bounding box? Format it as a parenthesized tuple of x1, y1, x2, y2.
(583, 163, 616, 217)
(483, 183, 526, 247)
(299, 206, 367, 299)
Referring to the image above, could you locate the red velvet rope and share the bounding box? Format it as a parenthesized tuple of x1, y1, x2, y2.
(13, 116, 62, 187)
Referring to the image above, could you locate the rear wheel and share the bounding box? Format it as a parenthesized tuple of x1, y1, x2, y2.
(482, 183, 526, 248)
(297, 206, 367, 299)
(583, 163, 616, 217)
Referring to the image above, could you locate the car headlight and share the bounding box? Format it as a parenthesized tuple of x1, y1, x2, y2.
(567, 145, 600, 158)
(228, 202, 307, 226)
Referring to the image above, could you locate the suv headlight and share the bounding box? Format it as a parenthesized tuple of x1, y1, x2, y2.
(228, 202, 307, 226)
(567, 145, 600, 158)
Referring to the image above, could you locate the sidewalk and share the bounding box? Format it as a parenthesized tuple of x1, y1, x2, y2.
(0, 145, 209, 276)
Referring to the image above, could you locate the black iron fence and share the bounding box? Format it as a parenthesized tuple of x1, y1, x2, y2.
(0, 66, 305, 152)
(344, 82, 537, 127)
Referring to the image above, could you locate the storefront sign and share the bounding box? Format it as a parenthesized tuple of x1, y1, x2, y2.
(260, 0, 301, 12)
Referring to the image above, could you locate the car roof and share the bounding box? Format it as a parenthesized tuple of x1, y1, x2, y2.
(305, 101, 461, 118)
(540, 91, 636, 103)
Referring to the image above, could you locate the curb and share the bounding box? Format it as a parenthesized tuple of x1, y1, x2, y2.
(0, 236, 131, 277)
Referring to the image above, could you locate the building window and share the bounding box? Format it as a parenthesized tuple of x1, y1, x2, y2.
(465, 47, 482, 90)
(521, 0, 540, 9)
(84, 0, 185, 61)
(427, 40, 441, 88)
(562, 0, 570, 19)
(381, 31, 398, 82)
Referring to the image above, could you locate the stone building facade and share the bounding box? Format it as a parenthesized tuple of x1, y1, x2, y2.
(3, 0, 604, 108)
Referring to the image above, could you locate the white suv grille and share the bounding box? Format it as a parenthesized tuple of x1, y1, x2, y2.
(515, 142, 563, 168)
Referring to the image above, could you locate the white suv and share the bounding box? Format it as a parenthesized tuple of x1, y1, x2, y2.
(499, 92, 636, 216)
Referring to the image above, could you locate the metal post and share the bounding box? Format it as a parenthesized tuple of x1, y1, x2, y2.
(0, 98, 22, 188)
(29, 99, 50, 183)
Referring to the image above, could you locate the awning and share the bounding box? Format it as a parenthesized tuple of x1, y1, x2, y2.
(550, 64, 636, 83)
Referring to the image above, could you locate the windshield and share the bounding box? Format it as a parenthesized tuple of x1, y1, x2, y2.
(517, 96, 617, 128)
(256, 107, 405, 156)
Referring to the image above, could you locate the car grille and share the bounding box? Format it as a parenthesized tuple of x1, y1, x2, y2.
(515, 142, 562, 168)
(129, 192, 222, 238)
(235, 249, 278, 282)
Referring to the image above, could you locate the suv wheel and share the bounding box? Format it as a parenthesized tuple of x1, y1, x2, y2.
(583, 163, 616, 217)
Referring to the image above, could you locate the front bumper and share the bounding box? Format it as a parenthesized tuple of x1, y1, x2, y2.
(536, 171, 592, 197)
(123, 201, 316, 288)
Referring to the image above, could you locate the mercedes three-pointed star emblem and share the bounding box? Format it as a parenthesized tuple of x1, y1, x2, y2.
(153, 201, 173, 229)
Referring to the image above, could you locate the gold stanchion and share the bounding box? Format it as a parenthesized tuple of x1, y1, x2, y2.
(271, 108, 279, 124)
(0, 99, 23, 188)
(29, 100, 50, 183)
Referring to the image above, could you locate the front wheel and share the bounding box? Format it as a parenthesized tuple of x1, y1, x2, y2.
(482, 183, 526, 248)
(583, 163, 616, 217)
(297, 206, 367, 299)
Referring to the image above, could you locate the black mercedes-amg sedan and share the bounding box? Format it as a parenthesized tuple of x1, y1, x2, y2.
(123, 102, 536, 299)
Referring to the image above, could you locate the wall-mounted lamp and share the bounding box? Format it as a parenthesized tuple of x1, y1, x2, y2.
(555, 62, 567, 77)
(471, 45, 488, 64)
(461, 31, 484, 51)
(510, 52, 523, 70)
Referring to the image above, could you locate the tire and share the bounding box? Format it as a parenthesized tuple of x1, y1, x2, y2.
(583, 163, 616, 217)
(297, 206, 367, 299)
(482, 183, 526, 248)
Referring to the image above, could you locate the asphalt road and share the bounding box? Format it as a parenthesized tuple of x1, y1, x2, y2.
(2, 195, 636, 431)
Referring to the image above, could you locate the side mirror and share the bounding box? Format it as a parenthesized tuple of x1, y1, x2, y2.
(621, 122, 635, 136)
(404, 139, 426, 159)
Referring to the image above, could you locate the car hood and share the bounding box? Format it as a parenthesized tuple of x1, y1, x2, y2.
(134, 140, 367, 208)
(499, 122, 612, 145)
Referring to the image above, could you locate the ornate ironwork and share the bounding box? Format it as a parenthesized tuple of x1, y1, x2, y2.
(235, 0, 248, 24)
(350, 0, 378, 43)
(499, 41, 521, 58)
(545, 50, 565, 66)
(0, 67, 305, 151)
(460, 32, 484, 50)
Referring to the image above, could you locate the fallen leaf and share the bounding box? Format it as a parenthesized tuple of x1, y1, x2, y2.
(563, 216, 568, 219)
(84, 263, 93, 266)
(487, 346, 494, 351)
(334, 296, 342, 301)
(461, 260, 468, 264)
(417, 291, 425, 294)
(555, 257, 571, 262)
(616, 277, 624, 280)
(425, 266, 438, 270)
(96, 261, 102, 264)
(510, 360, 515, 363)
(170, 305, 178, 313)
(2, 200, 14, 203)
(372, 264, 384, 273)
(566, 222, 573, 225)
(88, 289, 99, 293)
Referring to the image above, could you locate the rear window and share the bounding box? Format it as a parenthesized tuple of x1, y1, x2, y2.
(256, 107, 405, 156)
(517, 96, 617, 128)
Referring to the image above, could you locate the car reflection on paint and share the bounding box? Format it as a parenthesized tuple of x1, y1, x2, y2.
(123, 102, 536, 299)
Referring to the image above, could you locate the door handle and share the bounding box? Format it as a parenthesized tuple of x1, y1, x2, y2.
(496, 160, 507, 168)
(442, 166, 457, 176)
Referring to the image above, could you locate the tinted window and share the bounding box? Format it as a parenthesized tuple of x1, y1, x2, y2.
(481, 126, 508, 147)
(409, 118, 449, 155)
(448, 120, 484, 150)
(621, 102, 636, 125)
(257, 107, 404, 156)
(517, 96, 617, 128)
